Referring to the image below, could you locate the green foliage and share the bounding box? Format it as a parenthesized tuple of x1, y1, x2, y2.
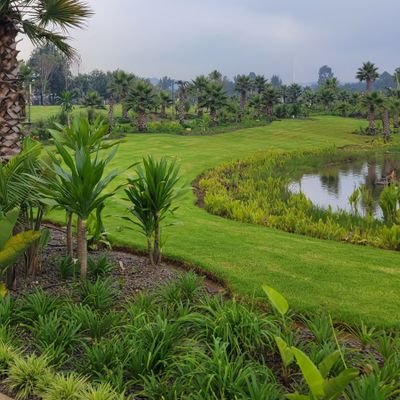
(125, 156, 183, 264)
(41, 372, 88, 400)
(199, 148, 400, 251)
(57, 255, 79, 279)
(6, 354, 52, 400)
(88, 255, 114, 278)
(18, 289, 62, 323)
(77, 278, 118, 311)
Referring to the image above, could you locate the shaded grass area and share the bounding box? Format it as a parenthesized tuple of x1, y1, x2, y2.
(45, 115, 400, 327)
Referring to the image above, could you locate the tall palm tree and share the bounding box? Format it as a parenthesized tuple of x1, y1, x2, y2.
(253, 75, 267, 94)
(234, 75, 252, 119)
(198, 82, 228, 126)
(249, 95, 264, 119)
(159, 91, 173, 118)
(389, 98, 400, 131)
(125, 81, 156, 132)
(360, 91, 384, 135)
(176, 80, 189, 125)
(82, 90, 104, 123)
(0, 0, 92, 160)
(208, 70, 222, 83)
(191, 75, 209, 117)
(356, 62, 379, 91)
(262, 86, 280, 118)
(58, 90, 75, 127)
(380, 99, 391, 141)
(112, 70, 135, 119)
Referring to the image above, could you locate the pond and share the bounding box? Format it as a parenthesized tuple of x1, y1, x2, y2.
(290, 153, 400, 218)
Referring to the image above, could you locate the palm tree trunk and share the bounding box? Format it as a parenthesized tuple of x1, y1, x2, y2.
(108, 98, 115, 134)
(161, 105, 166, 118)
(122, 102, 128, 119)
(67, 112, 71, 128)
(210, 108, 217, 127)
(178, 97, 185, 125)
(368, 111, 376, 135)
(0, 18, 25, 160)
(137, 111, 147, 132)
(77, 217, 87, 279)
(383, 109, 390, 142)
(366, 80, 372, 92)
(66, 212, 73, 258)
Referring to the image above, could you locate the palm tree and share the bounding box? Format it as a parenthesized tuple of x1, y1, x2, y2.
(234, 75, 252, 119)
(208, 70, 222, 83)
(176, 80, 189, 125)
(319, 88, 336, 112)
(198, 82, 228, 126)
(249, 95, 264, 119)
(254, 75, 267, 94)
(380, 99, 391, 141)
(125, 81, 156, 132)
(106, 73, 121, 134)
(83, 90, 104, 123)
(360, 92, 384, 135)
(262, 86, 280, 118)
(0, 0, 92, 160)
(389, 98, 400, 132)
(191, 75, 209, 117)
(112, 70, 135, 119)
(159, 91, 173, 118)
(356, 62, 379, 91)
(58, 90, 75, 127)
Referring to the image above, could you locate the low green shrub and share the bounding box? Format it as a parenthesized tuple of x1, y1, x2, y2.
(76, 278, 118, 311)
(6, 354, 52, 400)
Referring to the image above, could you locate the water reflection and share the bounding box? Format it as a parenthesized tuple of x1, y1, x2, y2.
(290, 155, 400, 218)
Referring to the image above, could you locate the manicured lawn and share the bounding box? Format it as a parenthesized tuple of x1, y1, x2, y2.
(47, 114, 400, 327)
(30, 104, 122, 122)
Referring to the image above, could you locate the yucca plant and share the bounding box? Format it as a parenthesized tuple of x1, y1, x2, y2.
(125, 156, 183, 264)
(42, 117, 121, 278)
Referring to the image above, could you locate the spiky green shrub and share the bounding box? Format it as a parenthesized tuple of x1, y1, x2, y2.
(41, 372, 88, 400)
(6, 354, 52, 400)
(77, 278, 118, 311)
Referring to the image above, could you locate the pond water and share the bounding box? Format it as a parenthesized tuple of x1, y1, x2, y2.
(290, 153, 400, 218)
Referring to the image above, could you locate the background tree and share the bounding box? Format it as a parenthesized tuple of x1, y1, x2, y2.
(234, 74, 252, 119)
(199, 82, 228, 126)
(191, 75, 209, 117)
(159, 91, 173, 118)
(176, 80, 189, 125)
(271, 75, 283, 88)
(318, 65, 334, 87)
(126, 81, 157, 132)
(58, 90, 75, 127)
(254, 75, 268, 94)
(262, 86, 280, 118)
(356, 62, 380, 91)
(0, 0, 92, 160)
(360, 91, 384, 134)
(112, 70, 135, 119)
(83, 90, 104, 123)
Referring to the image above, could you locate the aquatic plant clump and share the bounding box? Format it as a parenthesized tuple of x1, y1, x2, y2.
(199, 147, 400, 250)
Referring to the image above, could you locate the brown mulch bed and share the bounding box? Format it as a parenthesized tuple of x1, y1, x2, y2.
(9, 225, 226, 299)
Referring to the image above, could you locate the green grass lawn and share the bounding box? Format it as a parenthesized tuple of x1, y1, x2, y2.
(45, 113, 400, 327)
(30, 104, 122, 122)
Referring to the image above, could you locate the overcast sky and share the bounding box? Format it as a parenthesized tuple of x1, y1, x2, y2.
(19, 0, 400, 83)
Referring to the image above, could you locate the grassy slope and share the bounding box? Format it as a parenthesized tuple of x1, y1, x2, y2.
(46, 113, 400, 326)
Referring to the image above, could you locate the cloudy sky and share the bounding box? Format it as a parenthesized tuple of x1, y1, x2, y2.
(19, 0, 400, 83)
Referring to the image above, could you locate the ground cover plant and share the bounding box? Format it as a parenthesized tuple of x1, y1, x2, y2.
(0, 274, 399, 399)
(199, 145, 400, 251)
